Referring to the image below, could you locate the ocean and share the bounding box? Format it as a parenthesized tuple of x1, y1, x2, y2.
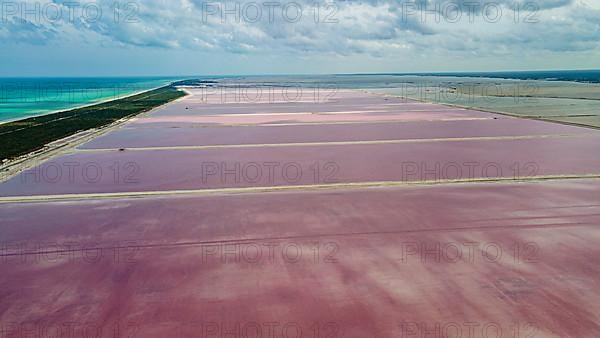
(0, 77, 180, 123)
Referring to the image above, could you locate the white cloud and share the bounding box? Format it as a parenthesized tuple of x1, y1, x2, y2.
(0, 0, 598, 74)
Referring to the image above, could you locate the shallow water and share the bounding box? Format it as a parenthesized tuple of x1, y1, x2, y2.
(0, 77, 179, 122)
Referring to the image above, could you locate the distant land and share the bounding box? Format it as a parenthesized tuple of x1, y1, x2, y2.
(404, 70, 600, 84)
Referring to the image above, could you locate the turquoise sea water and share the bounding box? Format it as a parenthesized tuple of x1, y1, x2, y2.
(0, 77, 180, 122)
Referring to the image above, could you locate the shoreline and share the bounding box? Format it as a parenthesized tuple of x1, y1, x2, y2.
(0, 85, 187, 162)
(0, 80, 183, 125)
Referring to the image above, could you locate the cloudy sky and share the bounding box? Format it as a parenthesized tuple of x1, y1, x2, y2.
(1, 0, 599, 76)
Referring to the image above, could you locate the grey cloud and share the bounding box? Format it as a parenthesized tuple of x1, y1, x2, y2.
(0, 0, 594, 58)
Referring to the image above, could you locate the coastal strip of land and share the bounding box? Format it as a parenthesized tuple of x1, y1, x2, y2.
(0, 85, 186, 162)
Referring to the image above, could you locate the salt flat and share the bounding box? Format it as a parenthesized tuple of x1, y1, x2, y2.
(1, 87, 599, 337)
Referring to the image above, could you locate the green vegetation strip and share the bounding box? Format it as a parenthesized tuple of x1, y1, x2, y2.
(0, 86, 186, 161)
